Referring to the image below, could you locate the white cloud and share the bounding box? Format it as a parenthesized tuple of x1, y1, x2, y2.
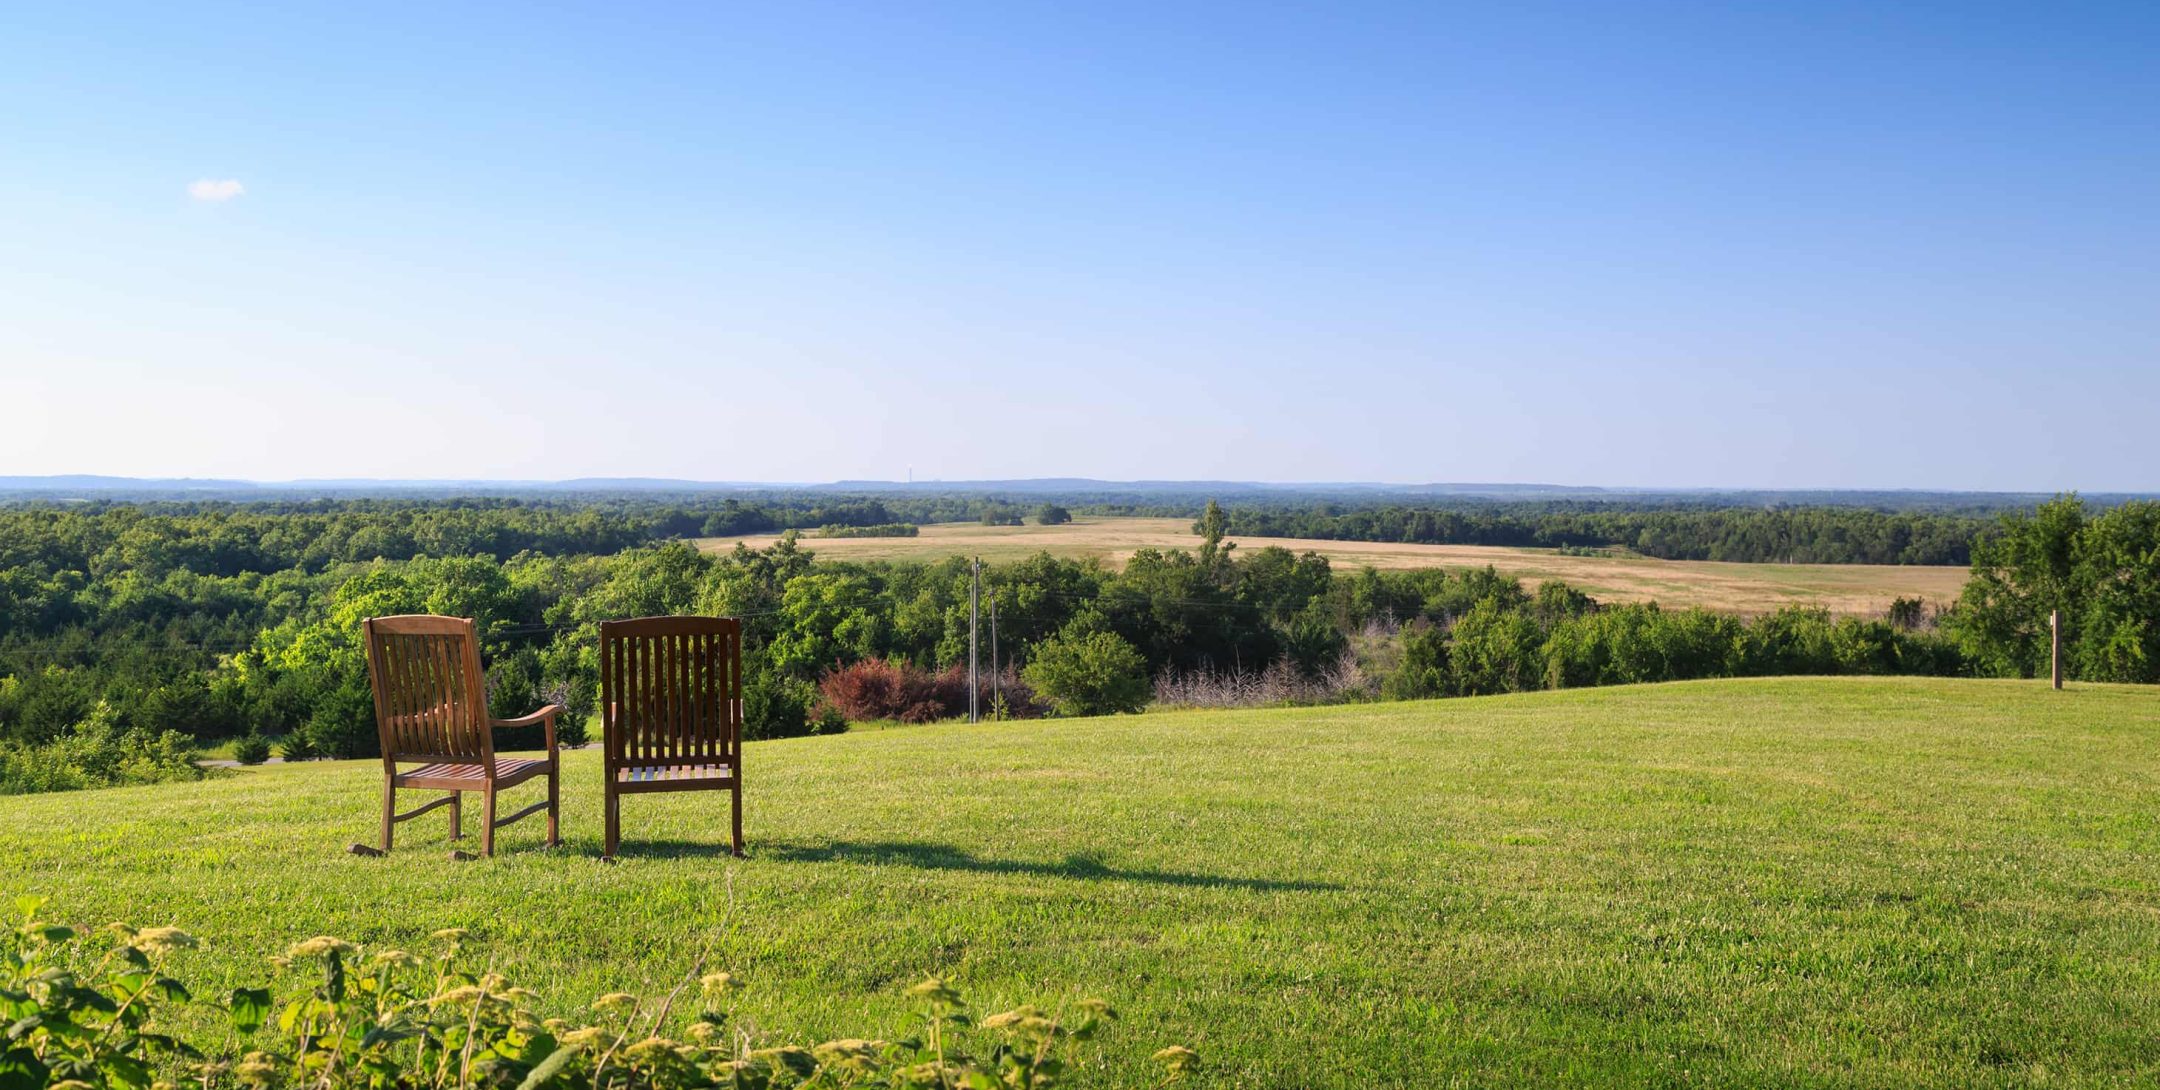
(187, 179, 245, 202)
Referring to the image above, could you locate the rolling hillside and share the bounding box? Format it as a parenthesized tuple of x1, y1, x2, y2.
(4, 678, 2156, 1086)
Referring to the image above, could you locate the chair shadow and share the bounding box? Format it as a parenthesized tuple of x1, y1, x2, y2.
(627, 838, 1341, 893)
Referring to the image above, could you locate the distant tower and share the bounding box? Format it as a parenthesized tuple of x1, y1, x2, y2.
(907, 466, 914, 486)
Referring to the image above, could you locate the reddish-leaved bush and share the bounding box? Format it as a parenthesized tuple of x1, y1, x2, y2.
(817, 659, 1043, 723)
(818, 658, 955, 723)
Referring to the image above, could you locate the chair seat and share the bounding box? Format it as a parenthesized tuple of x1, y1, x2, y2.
(395, 757, 549, 789)
(614, 762, 736, 792)
(616, 762, 735, 782)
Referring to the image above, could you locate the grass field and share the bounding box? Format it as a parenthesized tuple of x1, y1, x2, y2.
(6, 678, 2158, 1086)
(700, 517, 1969, 615)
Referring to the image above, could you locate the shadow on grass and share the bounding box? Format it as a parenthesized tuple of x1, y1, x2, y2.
(650, 838, 1344, 892)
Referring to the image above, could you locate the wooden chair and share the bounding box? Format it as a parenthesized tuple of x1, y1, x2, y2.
(601, 616, 744, 859)
(361, 615, 562, 857)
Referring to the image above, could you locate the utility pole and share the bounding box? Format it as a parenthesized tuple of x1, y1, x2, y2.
(989, 591, 1000, 714)
(969, 557, 981, 722)
(2051, 609, 2063, 690)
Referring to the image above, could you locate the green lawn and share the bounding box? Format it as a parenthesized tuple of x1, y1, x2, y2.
(5, 678, 2159, 1087)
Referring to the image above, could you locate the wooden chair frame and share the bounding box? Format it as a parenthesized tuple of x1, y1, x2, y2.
(361, 615, 563, 857)
(601, 616, 744, 859)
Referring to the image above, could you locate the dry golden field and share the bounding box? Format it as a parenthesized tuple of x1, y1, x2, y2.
(697, 516, 1968, 616)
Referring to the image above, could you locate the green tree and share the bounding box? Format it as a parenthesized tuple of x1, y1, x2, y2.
(1947, 495, 2090, 678)
(1095, 548, 1272, 673)
(1529, 580, 1596, 627)
(1035, 503, 1073, 525)
(697, 533, 816, 650)
(1022, 630, 1150, 717)
(1282, 602, 1348, 679)
(1235, 547, 1332, 624)
(2070, 501, 2160, 682)
(1448, 599, 1544, 695)
(766, 570, 890, 680)
(1382, 621, 1450, 700)
(235, 555, 529, 757)
(1193, 499, 1234, 574)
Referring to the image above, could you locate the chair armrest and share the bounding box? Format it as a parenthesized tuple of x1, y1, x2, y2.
(493, 704, 565, 755)
(492, 704, 565, 729)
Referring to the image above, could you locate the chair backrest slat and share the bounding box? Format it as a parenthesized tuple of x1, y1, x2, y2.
(601, 617, 742, 771)
(363, 615, 495, 770)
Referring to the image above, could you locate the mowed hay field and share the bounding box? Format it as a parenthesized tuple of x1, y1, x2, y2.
(702, 517, 1969, 615)
(7, 678, 2160, 1087)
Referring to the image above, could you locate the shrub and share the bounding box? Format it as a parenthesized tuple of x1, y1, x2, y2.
(1024, 631, 1150, 717)
(1282, 606, 1350, 680)
(815, 523, 920, 538)
(818, 658, 952, 723)
(1886, 596, 1928, 630)
(1154, 653, 1371, 709)
(286, 674, 377, 760)
(230, 731, 272, 765)
(744, 668, 821, 740)
(1542, 605, 1743, 689)
(817, 659, 1041, 724)
(485, 653, 590, 749)
(983, 667, 1045, 720)
(1529, 580, 1597, 626)
(552, 694, 592, 748)
(296, 705, 370, 760)
(1448, 599, 1545, 695)
(0, 702, 207, 795)
(275, 730, 321, 762)
(484, 646, 547, 743)
(809, 701, 850, 735)
(128, 675, 247, 740)
(0, 896, 1198, 1089)
(1036, 503, 1073, 525)
(1738, 607, 1842, 675)
(1381, 621, 1451, 701)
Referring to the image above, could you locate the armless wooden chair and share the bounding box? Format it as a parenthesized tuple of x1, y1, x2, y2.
(600, 616, 744, 859)
(361, 615, 563, 857)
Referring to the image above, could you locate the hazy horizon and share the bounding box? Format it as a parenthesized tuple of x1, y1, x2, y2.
(5, 3, 2156, 491)
(2, 472, 2148, 500)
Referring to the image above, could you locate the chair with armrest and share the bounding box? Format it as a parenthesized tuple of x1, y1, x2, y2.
(600, 616, 744, 859)
(360, 614, 561, 857)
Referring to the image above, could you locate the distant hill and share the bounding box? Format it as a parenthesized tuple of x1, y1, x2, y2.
(0, 475, 259, 492)
(0, 475, 1592, 496)
(0, 475, 2144, 512)
(830, 478, 1599, 496)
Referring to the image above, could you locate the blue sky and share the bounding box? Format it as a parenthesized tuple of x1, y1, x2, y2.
(3, 2, 2154, 489)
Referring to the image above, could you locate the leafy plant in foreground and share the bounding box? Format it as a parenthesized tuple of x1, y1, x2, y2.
(0, 897, 1201, 1089)
(0, 895, 204, 1088)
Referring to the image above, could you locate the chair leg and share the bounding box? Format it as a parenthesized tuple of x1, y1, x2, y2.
(482, 786, 497, 858)
(546, 764, 561, 847)
(448, 791, 462, 841)
(731, 779, 744, 858)
(379, 779, 395, 853)
(604, 787, 619, 860)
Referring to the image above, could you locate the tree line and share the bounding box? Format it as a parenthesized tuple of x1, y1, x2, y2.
(0, 492, 1091, 580)
(1221, 504, 1985, 564)
(1, 495, 2153, 794)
